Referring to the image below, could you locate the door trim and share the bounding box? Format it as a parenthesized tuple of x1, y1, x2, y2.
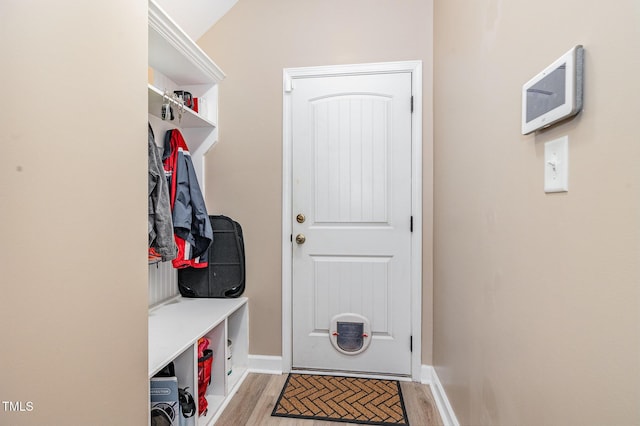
(282, 61, 423, 380)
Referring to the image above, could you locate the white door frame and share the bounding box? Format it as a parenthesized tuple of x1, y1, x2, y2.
(282, 61, 423, 380)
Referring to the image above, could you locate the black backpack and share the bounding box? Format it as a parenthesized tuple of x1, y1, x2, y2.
(178, 215, 245, 298)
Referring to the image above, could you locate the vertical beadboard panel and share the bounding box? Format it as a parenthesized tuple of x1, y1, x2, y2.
(148, 261, 178, 307)
(312, 256, 390, 334)
(312, 95, 390, 224)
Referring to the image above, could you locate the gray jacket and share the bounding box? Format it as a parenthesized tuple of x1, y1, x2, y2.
(148, 124, 176, 261)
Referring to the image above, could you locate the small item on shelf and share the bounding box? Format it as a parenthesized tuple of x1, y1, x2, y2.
(151, 362, 179, 425)
(154, 362, 176, 378)
(162, 90, 188, 123)
(178, 387, 196, 419)
(161, 101, 174, 121)
(192, 97, 199, 113)
(150, 376, 179, 426)
(174, 90, 193, 109)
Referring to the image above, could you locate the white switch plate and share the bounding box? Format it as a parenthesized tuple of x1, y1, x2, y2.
(544, 136, 569, 193)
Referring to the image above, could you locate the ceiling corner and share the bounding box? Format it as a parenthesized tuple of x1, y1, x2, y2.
(153, 0, 239, 41)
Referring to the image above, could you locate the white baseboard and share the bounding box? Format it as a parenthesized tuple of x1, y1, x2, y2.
(420, 364, 435, 384)
(421, 365, 460, 426)
(248, 354, 283, 375)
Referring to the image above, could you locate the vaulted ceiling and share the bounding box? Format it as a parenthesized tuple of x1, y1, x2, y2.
(154, 0, 239, 41)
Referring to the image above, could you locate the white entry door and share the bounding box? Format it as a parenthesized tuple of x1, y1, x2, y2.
(291, 71, 413, 376)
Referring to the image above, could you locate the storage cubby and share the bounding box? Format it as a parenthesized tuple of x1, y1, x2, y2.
(227, 303, 249, 392)
(173, 348, 197, 426)
(198, 322, 226, 425)
(149, 297, 249, 425)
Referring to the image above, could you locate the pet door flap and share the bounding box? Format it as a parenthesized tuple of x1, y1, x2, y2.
(336, 322, 364, 352)
(329, 313, 372, 355)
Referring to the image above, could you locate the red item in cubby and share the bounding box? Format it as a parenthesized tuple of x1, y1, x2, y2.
(197, 346, 213, 416)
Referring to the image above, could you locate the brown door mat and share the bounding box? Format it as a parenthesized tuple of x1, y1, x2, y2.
(272, 373, 410, 425)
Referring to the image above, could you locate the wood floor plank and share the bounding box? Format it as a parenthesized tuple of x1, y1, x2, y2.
(215, 373, 273, 426)
(400, 381, 444, 426)
(216, 373, 443, 425)
(244, 374, 290, 425)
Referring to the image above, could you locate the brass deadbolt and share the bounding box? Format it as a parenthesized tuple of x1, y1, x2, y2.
(296, 213, 305, 223)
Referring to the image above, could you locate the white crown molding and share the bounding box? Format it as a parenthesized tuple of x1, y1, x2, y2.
(149, 0, 225, 85)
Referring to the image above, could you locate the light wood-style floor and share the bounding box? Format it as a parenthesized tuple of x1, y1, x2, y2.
(216, 373, 444, 426)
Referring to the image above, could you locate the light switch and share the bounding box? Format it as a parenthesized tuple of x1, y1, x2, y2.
(544, 136, 568, 193)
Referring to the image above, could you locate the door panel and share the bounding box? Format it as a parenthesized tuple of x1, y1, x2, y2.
(312, 256, 391, 334)
(312, 95, 390, 224)
(292, 72, 412, 375)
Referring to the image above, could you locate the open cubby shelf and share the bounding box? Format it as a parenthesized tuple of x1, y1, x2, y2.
(149, 297, 248, 425)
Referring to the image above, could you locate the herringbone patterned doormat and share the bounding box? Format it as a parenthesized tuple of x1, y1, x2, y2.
(271, 373, 409, 425)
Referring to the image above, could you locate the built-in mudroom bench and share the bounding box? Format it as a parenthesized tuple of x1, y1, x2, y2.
(147, 1, 247, 424)
(149, 297, 248, 425)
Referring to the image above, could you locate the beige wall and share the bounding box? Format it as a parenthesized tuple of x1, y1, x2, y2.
(434, 0, 640, 425)
(0, 2, 149, 424)
(198, 0, 434, 361)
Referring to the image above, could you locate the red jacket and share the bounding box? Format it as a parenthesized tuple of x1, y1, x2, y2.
(162, 129, 213, 269)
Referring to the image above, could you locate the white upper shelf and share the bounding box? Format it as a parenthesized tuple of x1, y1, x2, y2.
(149, 0, 225, 86)
(148, 85, 217, 128)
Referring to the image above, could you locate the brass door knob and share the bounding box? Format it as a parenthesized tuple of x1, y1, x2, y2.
(295, 234, 306, 244)
(296, 213, 306, 223)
